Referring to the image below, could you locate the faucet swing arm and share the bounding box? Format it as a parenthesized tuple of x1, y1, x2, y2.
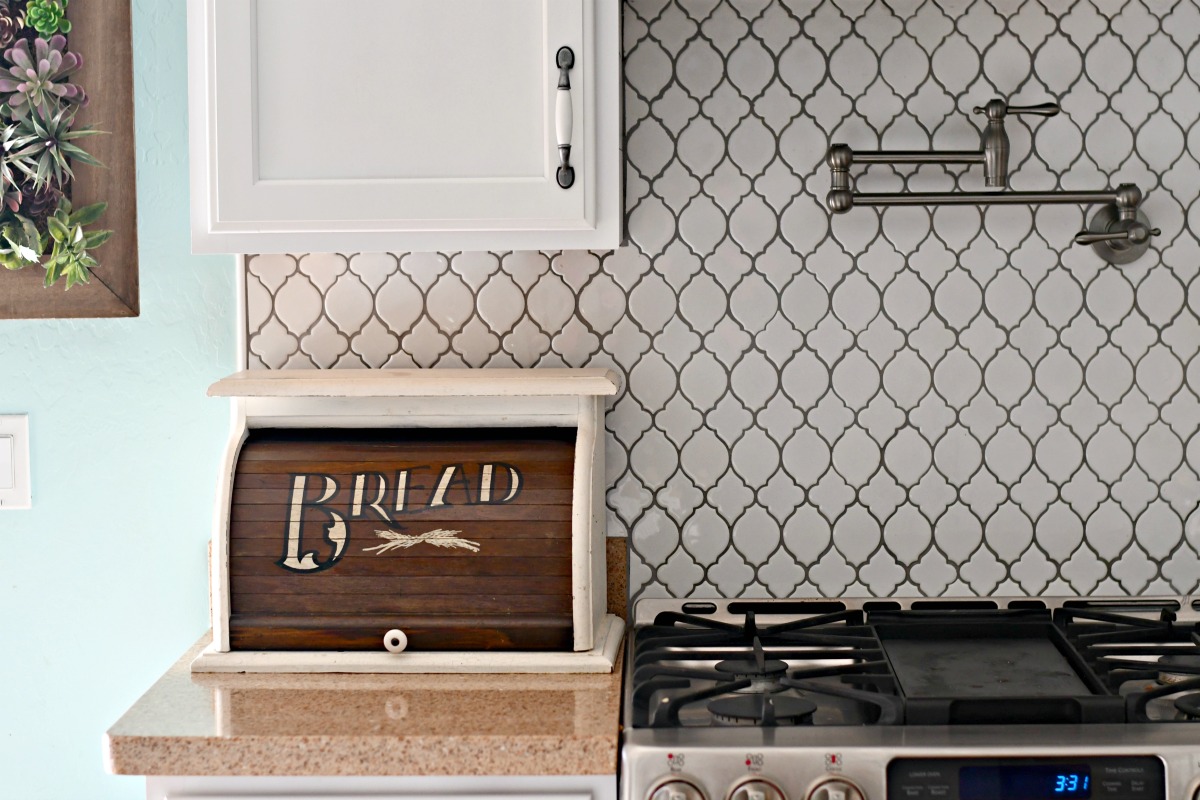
(824, 98, 1159, 264)
(826, 176, 1158, 264)
(826, 99, 1060, 191)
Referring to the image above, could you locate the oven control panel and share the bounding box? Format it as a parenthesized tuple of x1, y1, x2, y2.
(623, 745, 1197, 800)
(888, 758, 1165, 800)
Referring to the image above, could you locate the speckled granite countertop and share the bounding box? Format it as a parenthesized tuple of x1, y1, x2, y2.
(104, 635, 624, 777)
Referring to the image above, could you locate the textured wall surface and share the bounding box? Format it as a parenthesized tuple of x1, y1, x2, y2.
(0, 1, 236, 797)
(248, 0, 1200, 603)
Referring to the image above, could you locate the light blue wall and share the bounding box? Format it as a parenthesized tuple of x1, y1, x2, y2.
(0, 1, 236, 797)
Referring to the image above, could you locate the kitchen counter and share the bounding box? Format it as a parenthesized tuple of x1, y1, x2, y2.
(104, 635, 624, 777)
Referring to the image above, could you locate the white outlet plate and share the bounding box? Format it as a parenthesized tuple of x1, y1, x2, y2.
(0, 415, 30, 510)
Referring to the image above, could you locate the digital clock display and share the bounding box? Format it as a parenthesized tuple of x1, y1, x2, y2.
(889, 757, 1162, 800)
(960, 765, 1092, 800)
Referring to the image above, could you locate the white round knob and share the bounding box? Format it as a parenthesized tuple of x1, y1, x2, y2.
(650, 780, 706, 800)
(809, 779, 865, 800)
(730, 779, 786, 800)
(383, 629, 408, 653)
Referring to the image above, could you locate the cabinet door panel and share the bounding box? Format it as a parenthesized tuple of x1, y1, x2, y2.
(190, 0, 619, 251)
(253, 0, 545, 182)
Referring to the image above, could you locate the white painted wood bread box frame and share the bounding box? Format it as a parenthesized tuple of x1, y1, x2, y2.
(192, 368, 625, 674)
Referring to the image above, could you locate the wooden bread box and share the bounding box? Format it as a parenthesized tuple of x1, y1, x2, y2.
(191, 369, 625, 673)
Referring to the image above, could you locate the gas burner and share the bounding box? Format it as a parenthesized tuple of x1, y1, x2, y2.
(714, 657, 788, 693)
(1157, 654, 1200, 685)
(1174, 692, 1200, 719)
(707, 693, 817, 726)
(714, 657, 789, 678)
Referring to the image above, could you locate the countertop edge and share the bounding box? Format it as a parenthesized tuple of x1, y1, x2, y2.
(105, 732, 620, 777)
(105, 635, 624, 778)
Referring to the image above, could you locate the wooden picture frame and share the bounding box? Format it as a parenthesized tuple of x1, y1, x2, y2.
(0, 1, 138, 319)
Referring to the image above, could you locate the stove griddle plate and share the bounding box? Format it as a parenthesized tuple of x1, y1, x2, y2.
(876, 621, 1124, 724)
(882, 636, 1091, 698)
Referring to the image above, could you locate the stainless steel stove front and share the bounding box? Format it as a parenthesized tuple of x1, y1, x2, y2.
(621, 725, 1200, 800)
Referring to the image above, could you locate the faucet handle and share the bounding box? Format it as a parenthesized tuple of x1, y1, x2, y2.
(1074, 226, 1159, 246)
(972, 99, 1060, 119)
(1076, 205, 1158, 265)
(1004, 102, 1060, 117)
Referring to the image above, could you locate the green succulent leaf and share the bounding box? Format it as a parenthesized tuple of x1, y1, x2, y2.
(70, 202, 107, 227)
(64, 263, 90, 289)
(61, 145, 103, 169)
(47, 215, 67, 242)
(62, 126, 104, 139)
(82, 229, 112, 249)
(0, 239, 29, 268)
(20, 218, 41, 249)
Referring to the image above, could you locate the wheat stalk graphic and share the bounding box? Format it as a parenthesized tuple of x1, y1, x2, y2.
(363, 528, 482, 554)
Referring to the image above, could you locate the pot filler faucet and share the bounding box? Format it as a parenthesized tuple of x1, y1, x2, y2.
(826, 98, 1159, 265)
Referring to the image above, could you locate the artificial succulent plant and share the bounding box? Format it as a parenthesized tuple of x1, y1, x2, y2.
(0, 0, 112, 289)
(41, 195, 109, 288)
(24, 0, 66, 38)
(0, 34, 84, 119)
(0, 1, 26, 49)
(7, 103, 101, 189)
(18, 175, 57, 224)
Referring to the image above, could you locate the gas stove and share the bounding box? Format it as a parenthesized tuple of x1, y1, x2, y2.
(621, 597, 1200, 800)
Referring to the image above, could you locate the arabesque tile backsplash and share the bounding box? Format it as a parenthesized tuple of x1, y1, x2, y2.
(245, 0, 1200, 602)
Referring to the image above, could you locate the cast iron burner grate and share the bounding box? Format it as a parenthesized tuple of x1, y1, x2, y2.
(630, 608, 902, 728)
(628, 601, 1200, 728)
(1055, 604, 1200, 723)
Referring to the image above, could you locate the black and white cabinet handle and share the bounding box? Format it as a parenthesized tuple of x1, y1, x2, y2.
(555, 46, 575, 189)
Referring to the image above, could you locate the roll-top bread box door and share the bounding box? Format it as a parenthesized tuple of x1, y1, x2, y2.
(230, 427, 576, 652)
(193, 369, 625, 674)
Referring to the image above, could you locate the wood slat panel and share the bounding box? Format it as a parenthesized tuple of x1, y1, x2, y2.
(237, 427, 574, 456)
(232, 592, 572, 616)
(231, 487, 574, 506)
(229, 460, 576, 491)
(238, 444, 575, 462)
(229, 614, 574, 651)
(230, 503, 570, 523)
(230, 519, 571, 539)
(228, 427, 577, 652)
(229, 555, 573, 578)
(233, 575, 570, 595)
(236, 472, 568, 491)
(234, 520, 571, 537)
(230, 536, 570, 560)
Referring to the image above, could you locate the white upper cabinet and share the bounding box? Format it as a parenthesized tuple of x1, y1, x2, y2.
(187, 0, 622, 253)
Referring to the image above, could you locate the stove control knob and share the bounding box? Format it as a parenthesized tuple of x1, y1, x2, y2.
(809, 779, 865, 800)
(651, 780, 706, 800)
(731, 779, 786, 800)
